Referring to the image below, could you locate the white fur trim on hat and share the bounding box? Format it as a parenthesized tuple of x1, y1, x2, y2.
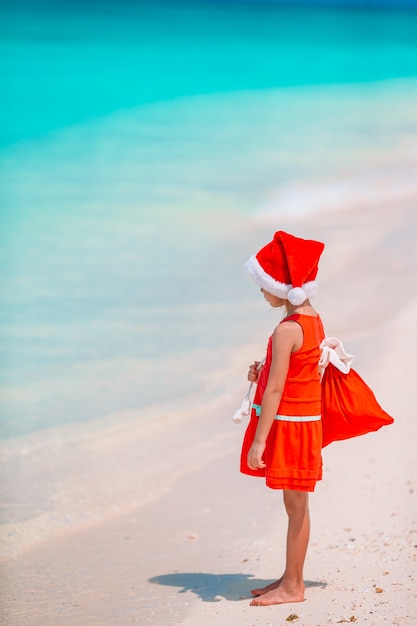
(245, 256, 319, 303)
(245, 255, 291, 298)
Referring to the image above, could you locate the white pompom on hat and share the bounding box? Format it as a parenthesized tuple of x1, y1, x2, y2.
(245, 231, 325, 305)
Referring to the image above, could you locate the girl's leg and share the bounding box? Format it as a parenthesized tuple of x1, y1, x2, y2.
(251, 489, 309, 606)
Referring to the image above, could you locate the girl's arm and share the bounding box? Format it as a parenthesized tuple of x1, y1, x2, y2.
(247, 321, 302, 470)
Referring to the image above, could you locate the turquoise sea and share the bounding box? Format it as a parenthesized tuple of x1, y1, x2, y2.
(1, 0, 417, 439)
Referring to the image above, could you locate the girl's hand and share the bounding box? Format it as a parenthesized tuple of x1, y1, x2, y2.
(247, 441, 266, 470)
(248, 361, 262, 382)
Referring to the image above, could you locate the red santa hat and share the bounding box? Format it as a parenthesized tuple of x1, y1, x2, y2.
(245, 231, 325, 305)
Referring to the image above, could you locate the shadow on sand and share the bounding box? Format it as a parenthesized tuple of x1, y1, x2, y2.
(149, 572, 327, 602)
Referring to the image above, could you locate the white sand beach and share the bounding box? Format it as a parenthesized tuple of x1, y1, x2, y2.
(1, 197, 416, 626)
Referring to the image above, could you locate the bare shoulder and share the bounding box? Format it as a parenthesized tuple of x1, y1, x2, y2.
(273, 320, 302, 338)
(272, 320, 303, 351)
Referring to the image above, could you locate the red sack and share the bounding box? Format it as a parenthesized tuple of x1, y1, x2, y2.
(321, 364, 394, 448)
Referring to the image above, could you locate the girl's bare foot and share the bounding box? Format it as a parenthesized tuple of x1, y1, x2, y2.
(250, 581, 305, 606)
(250, 576, 282, 597)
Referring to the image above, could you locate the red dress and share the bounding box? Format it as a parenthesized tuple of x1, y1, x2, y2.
(240, 314, 325, 492)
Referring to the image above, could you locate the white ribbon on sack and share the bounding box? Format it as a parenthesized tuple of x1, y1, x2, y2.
(318, 337, 354, 379)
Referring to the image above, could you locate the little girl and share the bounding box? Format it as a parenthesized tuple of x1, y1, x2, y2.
(240, 230, 326, 606)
